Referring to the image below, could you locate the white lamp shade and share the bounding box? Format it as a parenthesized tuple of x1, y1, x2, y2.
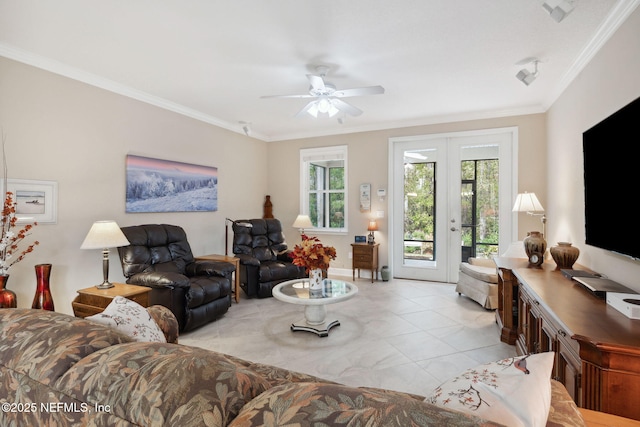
(80, 221, 130, 249)
(512, 192, 545, 213)
(292, 214, 313, 229)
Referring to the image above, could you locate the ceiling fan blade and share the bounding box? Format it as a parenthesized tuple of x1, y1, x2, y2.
(333, 85, 385, 97)
(295, 101, 318, 118)
(261, 93, 315, 99)
(331, 98, 363, 116)
(307, 74, 326, 92)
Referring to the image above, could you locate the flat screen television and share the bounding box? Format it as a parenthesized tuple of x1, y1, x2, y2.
(583, 95, 640, 260)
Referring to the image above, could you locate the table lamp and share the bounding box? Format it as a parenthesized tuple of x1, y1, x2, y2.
(512, 192, 547, 264)
(367, 219, 378, 244)
(80, 220, 130, 289)
(292, 214, 313, 234)
(512, 192, 546, 236)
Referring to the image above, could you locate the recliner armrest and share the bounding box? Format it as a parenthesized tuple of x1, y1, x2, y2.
(235, 253, 261, 267)
(276, 250, 294, 262)
(127, 272, 191, 289)
(186, 260, 235, 277)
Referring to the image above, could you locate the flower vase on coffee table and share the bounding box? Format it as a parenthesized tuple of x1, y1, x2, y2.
(309, 268, 323, 297)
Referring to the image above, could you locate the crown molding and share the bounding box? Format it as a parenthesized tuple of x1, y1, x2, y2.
(0, 43, 264, 139)
(543, 0, 640, 110)
(2, 0, 638, 143)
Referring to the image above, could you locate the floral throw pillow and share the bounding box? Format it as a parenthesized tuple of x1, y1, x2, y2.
(87, 296, 166, 343)
(425, 352, 554, 427)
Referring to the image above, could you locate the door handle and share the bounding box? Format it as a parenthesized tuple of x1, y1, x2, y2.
(450, 227, 459, 232)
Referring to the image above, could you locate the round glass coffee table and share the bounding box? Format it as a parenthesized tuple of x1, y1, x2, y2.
(272, 278, 358, 337)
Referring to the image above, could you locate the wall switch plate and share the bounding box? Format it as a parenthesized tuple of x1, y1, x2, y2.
(376, 210, 385, 218)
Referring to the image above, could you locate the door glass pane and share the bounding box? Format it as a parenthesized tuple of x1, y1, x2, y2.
(403, 160, 436, 262)
(476, 159, 499, 258)
(460, 159, 499, 259)
(461, 181, 474, 262)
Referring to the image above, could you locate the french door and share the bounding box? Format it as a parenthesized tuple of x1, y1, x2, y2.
(389, 128, 517, 282)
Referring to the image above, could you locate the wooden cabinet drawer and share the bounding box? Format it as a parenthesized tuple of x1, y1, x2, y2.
(353, 248, 372, 256)
(72, 300, 103, 318)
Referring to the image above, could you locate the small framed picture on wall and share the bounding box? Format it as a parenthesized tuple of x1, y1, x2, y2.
(3, 179, 58, 224)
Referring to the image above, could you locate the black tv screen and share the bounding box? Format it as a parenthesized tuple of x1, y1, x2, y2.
(583, 95, 640, 260)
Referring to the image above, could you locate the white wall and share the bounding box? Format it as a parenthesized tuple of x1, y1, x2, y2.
(268, 114, 547, 275)
(0, 57, 267, 314)
(547, 6, 640, 290)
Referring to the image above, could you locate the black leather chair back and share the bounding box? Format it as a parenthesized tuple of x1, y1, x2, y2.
(119, 224, 195, 278)
(232, 218, 287, 261)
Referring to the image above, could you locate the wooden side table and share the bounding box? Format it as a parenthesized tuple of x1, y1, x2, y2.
(195, 254, 240, 303)
(72, 283, 151, 318)
(351, 243, 379, 283)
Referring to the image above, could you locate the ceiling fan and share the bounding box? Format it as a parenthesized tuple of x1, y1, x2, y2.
(261, 65, 385, 120)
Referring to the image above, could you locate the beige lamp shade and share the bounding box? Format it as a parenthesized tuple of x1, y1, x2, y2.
(512, 192, 548, 248)
(367, 219, 379, 231)
(292, 214, 313, 229)
(512, 192, 544, 213)
(80, 221, 130, 249)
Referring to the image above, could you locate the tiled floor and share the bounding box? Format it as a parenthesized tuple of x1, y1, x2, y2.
(180, 276, 516, 397)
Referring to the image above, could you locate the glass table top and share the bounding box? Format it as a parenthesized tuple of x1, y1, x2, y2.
(276, 278, 357, 300)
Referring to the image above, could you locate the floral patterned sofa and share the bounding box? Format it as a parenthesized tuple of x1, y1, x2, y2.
(0, 308, 585, 426)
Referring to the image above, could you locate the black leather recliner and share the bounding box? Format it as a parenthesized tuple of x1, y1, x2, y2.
(232, 218, 306, 298)
(117, 224, 234, 332)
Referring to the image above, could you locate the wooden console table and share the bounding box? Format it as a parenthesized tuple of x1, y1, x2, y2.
(494, 257, 526, 345)
(496, 257, 640, 420)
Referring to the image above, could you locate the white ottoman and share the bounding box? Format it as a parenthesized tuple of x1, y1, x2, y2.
(455, 257, 499, 309)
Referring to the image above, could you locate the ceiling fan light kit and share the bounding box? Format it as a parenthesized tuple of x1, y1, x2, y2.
(262, 65, 384, 121)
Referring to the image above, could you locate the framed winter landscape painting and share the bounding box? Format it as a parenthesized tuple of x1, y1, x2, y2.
(125, 155, 218, 213)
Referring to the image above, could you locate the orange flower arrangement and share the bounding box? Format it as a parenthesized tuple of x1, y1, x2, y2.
(290, 234, 337, 272)
(0, 191, 39, 275)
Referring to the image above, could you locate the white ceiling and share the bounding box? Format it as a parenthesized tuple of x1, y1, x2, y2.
(0, 0, 637, 142)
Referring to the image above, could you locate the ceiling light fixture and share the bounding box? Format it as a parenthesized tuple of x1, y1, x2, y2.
(542, 0, 575, 23)
(516, 59, 540, 86)
(306, 96, 340, 118)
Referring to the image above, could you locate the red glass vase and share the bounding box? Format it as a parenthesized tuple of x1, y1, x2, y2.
(32, 263, 55, 311)
(0, 274, 17, 308)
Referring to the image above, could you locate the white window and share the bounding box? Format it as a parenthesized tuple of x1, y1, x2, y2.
(300, 146, 348, 233)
